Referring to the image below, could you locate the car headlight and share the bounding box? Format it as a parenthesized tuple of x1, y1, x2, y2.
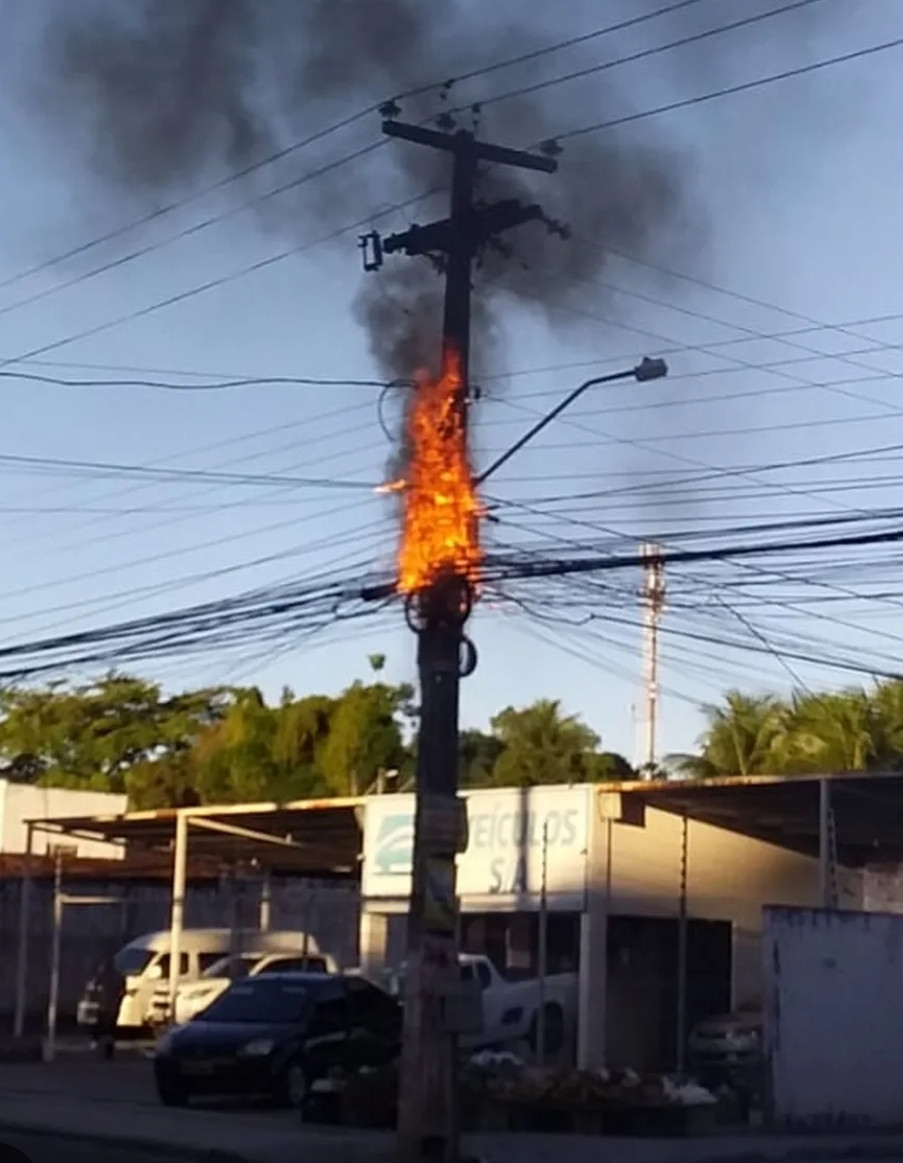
(240, 1038, 275, 1057)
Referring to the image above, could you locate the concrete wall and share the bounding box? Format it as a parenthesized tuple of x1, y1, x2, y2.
(763, 906, 903, 1128)
(0, 783, 127, 858)
(0, 875, 360, 1032)
(861, 865, 903, 912)
(599, 798, 861, 1005)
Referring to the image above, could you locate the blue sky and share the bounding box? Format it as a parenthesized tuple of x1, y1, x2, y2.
(0, 0, 900, 765)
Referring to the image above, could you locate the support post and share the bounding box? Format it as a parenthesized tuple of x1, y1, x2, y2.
(676, 813, 689, 1078)
(13, 822, 34, 1038)
(169, 811, 188, 1019)
(45, 853, 63, 1062)
(302, 883, 313, 962)
(819, 778, 831, 909)
(259, 870, 271, 933)
(536, 821, 549, 1066)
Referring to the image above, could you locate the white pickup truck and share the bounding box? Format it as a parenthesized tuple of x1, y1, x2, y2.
(383, 953, 577, 1057)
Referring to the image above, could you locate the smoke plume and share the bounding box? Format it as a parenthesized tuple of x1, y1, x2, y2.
(27, 0, 820, 379)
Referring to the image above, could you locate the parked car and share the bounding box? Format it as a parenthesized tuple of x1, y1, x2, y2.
(688, 1000, 762, 1077)
(383, 952, 578, 1056)
(149, 950, 335, 1028)
(152, 971, 402, 1109)
(80, 929, 324, 1034)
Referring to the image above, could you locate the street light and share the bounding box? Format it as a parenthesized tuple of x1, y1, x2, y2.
(477, 356, 668, 484)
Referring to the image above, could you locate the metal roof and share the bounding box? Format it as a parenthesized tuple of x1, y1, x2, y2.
(626, 770, 903, 866)
(28, 796, 365, 877)
(27, 771, 903, 878)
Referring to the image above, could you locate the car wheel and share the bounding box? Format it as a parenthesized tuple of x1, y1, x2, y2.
(275, 1061, 308, 1110)
(156, 1075, 189, 1107)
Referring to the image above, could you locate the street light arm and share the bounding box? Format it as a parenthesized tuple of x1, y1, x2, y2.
(476, 357, 667, 486)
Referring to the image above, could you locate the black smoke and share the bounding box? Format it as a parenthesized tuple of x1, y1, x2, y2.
(27, 0, 821, 379)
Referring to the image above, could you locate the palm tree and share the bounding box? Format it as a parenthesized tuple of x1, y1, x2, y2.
(667, 690, 789, 778)
(784, 689, 882, 773)
(869, 680, 903, 769)
(490, 699, 601, 786)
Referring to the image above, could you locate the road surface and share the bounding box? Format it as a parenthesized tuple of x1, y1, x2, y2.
(0, 1132, 207, 1163)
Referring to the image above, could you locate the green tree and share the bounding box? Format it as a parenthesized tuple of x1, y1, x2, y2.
(782, 689, 883, 773)
(0, 674, 229, 797)
(459, 728, 505, 787)
(270, 691, 337, 796)
(866, 679, 903, 769)
(667, 690, 788, 778)
(487, 699, 604, 787)
(588, 751, 636, 781)
(319, 679, 412, 795)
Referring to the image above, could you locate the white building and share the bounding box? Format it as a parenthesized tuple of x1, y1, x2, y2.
(0, 781, 127, 859)
(359, 782, 851, 1071)
(34, 771, 885, 1076)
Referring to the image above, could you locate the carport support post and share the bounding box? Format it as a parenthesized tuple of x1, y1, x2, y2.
(259, 870, 271, 932)
(676, 813, 689, 1078)
(819, 778, 832, 909)
(45, 853, 63, 1062)
(13, 822, 34, 1038)
(169, 810, 189, 1018)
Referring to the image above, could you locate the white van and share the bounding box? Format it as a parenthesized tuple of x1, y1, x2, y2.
(112, 929, 324, 1031)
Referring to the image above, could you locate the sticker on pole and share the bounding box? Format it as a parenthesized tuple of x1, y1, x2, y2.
(423, 857, 457, 935)
(420, 795, 468, 857)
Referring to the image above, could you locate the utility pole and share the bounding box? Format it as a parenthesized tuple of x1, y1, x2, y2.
(640, 542, 666, 778)
(366, 112, 558, 1163)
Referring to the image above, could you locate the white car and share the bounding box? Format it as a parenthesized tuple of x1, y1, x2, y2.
(149, 950, 335, 1027)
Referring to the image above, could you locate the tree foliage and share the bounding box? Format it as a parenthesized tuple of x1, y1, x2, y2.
(0, 674, 229, 797)
(489, 699, 605, 787)
(668, 680, 903, 778)
(0, 668, 632, 805)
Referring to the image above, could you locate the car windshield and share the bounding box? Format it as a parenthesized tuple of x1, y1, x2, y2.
(114, 947, 153, 976)
(197, 978, 314, 1024)
(200, 954, 256, 980)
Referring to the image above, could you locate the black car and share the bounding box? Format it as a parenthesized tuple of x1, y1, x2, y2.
(153, 971, 401, 1109)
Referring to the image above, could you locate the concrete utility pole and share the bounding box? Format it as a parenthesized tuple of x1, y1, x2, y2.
(640, 542, 666, 777)
(368, 114, 558, 1163)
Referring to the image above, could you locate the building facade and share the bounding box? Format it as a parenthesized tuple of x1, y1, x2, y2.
(0, 782, 127, 858)
(359, 783, 859, 1070)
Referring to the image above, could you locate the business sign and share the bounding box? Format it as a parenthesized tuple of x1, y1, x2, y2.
(361, 785, 590, 911)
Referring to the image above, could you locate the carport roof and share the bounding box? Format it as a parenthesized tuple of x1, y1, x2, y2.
(627, 770, 903, 866)
(28, 772, 903, 877)
(27, 797, 364, 877)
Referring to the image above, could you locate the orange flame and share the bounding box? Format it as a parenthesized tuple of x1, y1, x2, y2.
(395, 345, 481, 594)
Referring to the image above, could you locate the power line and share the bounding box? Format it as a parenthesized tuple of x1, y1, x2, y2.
(0, 393, 378, 540)
(0, 2, 703, 314)
(0, 369, 392, 392)
(0, 450, 379, 491)
(487, 524, 903, 586)
(557, 32, 903, 142)
(451, 0, 826, 116)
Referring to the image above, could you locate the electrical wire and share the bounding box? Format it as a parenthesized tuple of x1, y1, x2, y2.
(557, 32, 903, 142)
(449, 0, 828, 117)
